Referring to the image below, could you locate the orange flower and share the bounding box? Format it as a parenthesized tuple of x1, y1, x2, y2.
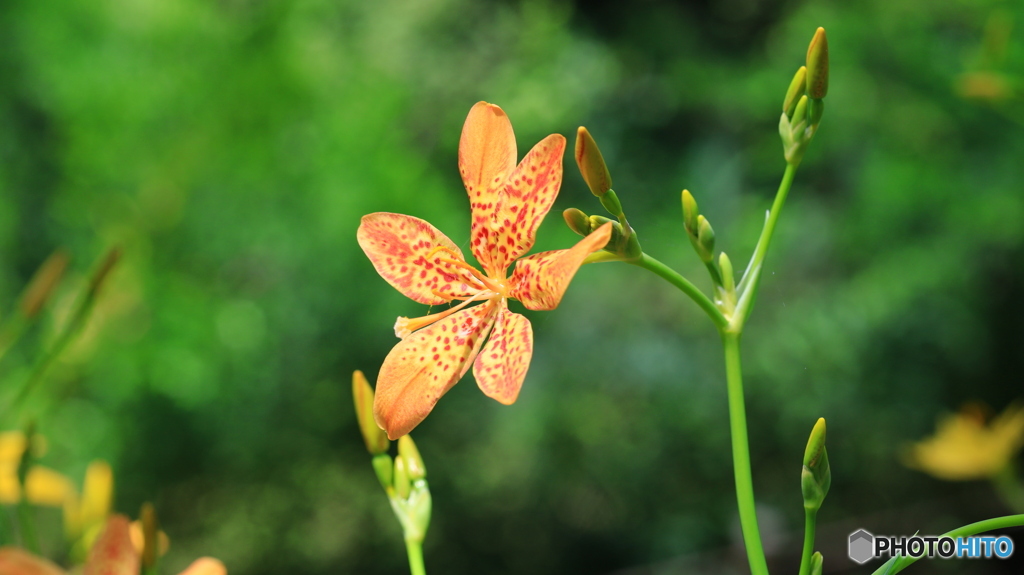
(359, 102, 611, 439)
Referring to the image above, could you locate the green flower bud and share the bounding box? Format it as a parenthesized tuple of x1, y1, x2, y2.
(398, 435, 426, 481)
(801, 418, 831, 512)
(563, 208, 591, 236)
(575, 127, 612, 197)
(719, 252, 735, 295)
(353, 371, 390, 455)
(791, 95, 809, 128)
(803, 417, 827, 469)
(372, 453, 393, 490)
(783, 66, 807, 117)
(393, 453, 411, 499)
(805, 27, 829, 99)
(681, 190, 699, 234)
(810, 552, 823, 575)
(696, 215, 715, 263)
(599, 189, 623, 217)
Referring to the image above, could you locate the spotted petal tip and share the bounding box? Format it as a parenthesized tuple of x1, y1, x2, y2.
(374, 303, 498, 439)
(509, 222, 613, 311)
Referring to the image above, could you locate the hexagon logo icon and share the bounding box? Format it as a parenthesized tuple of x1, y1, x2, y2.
(849, 529, 874, 564)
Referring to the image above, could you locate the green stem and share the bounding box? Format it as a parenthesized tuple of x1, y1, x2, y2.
(405, 538, 427, 575)
(871, 514, 1024, 574)
(797, 509, 817, 575)
(721, 331, 769, 575)
(734, 162, 798, 328)
(630, 253, 728, 330)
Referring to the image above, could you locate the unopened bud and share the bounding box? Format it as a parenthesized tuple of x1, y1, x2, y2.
(599, 190, 623, 217)
(398, 435, 426, 481)
(810, 552, 823, 575)
(681, 190, 699, 234)
(783, 66, 807, 117)
(393, 454, 411, 499)
(372, 453, 393, 490)
(563, 208, 591, 236)
(696, 216, 715, 263)
(801, 417, 831, 511)
(575, 127, 612, 197)
(719, 252, 735, 295)
(805, 27, 829, 99)
(20, 251, 69, 318)
(791, 95, 809, 127)
(353, 371, 390, 455)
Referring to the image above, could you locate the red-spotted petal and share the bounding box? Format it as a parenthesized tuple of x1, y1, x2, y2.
(473, 304, 533, 405)
(85, 515, 139, 575)
(478, 134, 567, 273)
(509, 222, 613, 310)
(459, 102, 517, 271)
(358, 212, 479, 305)
(374, 302, 499, 439)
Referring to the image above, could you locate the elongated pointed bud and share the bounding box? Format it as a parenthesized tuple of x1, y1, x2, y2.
(575, 127, 612, 197)
(806, 27, 829, 99)
(696, 215, 715, 263)
(791, 95, 809, 127)
(353, 371, 389, 455)
(783, 66, 807, 117)
(563, 208, 591, 236)
(719, 253, 735, 295)
(372, 453, 393, 489)
(810, 552, 823, 575)
(398, 435, 426, 481)
(20, 251, 70, 318)
(393, 454, 411, 499)
(681, 190, 699, 234)
(801, 417, 831, 512)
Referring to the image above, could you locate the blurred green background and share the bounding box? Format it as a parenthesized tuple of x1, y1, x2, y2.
(1, 0, 1023, 573)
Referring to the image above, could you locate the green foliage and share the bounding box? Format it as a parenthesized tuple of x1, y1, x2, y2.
(0, 0, 1022, 573)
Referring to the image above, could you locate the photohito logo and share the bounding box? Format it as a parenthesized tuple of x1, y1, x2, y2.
(848, 529, 1014, 564)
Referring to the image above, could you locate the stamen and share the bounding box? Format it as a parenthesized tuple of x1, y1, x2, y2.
(394, 292, 488, 338)
(423, 246, 487, 290)
(436, 256, 504, 294)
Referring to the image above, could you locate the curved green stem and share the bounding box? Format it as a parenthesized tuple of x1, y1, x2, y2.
(870, 514, 1024, 574)
(721, 331, 769, 575)
(630, 253, 728, 330)
(797, 509, 817, 575)
(405, 538, 426, 575)
(734, 163, 798, 329)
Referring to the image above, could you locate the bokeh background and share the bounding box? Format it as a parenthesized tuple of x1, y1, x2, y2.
(1, 0, 1023, 573)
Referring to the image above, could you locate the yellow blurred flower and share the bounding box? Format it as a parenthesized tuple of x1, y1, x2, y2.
(64, 461, 114, 540)
(904, 403, 1024, 481)
(0, 432, 75, 507)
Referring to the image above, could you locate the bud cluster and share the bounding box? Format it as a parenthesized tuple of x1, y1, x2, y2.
(353, 371, 432, 544)
(565, 128, 642, 262)
(780, 27, 829, 165)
